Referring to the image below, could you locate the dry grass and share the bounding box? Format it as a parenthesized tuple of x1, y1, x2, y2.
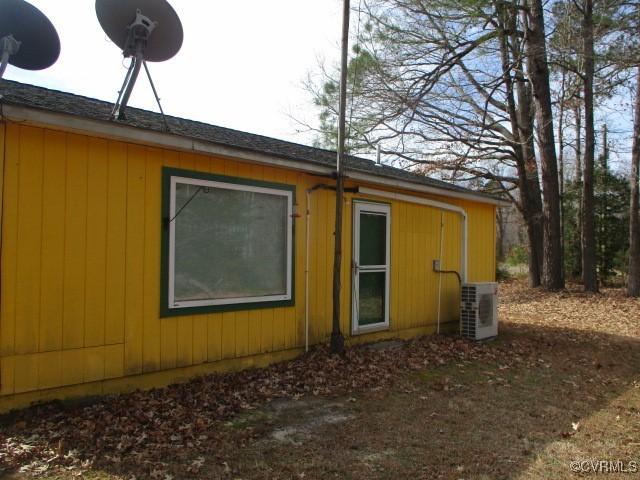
(499, 279, 640, 338)
(2, 278, 639, 479)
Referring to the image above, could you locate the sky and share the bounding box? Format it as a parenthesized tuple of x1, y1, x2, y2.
(4, 1, 635, 175)
(4, 0, 343, 145)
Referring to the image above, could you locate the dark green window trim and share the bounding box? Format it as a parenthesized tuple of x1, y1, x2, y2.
(160, 167, 296, 317)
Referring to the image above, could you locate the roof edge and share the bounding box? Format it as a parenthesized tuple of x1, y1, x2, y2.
(1, 103, 510, 207)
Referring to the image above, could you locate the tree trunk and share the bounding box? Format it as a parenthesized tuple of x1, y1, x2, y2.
(558, 71, 566, 283)
(498, 12, 543, 287)
(598, 125, 609, 279)
(572, 102, 583, 279)
(575, 103, 582, 184)
(581, 0, 598, 292)
(525, 0, 564, 290)
(573, 101, 582, 185)
(517, 86, 544, 288)
(628, 66, 640, 297)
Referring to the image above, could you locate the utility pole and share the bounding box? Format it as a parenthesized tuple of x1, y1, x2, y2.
(330, 0, 350, 354)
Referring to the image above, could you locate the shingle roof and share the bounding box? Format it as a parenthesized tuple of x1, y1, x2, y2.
(0, 80, 503, 203)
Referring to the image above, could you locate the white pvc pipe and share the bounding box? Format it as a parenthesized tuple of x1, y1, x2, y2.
(304, 189, 311, 353)
(358, 187, 468, 283)
(436, 211, 444, 334)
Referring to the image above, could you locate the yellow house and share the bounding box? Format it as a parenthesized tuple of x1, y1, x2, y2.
(0, 80, 504, 412)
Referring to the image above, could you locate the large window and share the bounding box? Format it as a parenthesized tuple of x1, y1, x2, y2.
(162, 168, 295, 315)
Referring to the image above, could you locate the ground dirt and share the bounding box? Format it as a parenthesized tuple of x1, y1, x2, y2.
(1, 279, 639, 479)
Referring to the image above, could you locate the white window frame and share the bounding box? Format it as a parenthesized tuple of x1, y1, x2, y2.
(167, 175, 294, 310)
(352, 201, 391, 335)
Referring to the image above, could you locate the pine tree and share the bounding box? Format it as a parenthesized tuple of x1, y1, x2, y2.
(564, 132, 630, 284)
(595, 132, 630, 282)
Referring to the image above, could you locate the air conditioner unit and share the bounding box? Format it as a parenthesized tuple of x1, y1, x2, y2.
(460, 282, 498, 340)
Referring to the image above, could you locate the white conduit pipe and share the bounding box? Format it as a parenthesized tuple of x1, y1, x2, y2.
(304, 189, 311, 353)
(436, 211, 444, 334)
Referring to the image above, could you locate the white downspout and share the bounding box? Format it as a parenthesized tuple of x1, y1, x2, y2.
(460, 211, 468, 336)
(304, 189, 311, 353)
(436, 211, 444, 334)
(461, 211, 468, 283)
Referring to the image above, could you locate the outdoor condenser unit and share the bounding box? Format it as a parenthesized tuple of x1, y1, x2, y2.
(460, 282, 498, 340)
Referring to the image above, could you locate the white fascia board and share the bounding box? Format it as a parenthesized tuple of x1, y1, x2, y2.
(358, 187, 467, 216)
(350, 171, 509, 207)
(1, 104, 509, 207)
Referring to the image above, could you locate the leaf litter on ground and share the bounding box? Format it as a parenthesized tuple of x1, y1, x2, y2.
(1, 335, 534, 477)
(1, 278, 638, 478)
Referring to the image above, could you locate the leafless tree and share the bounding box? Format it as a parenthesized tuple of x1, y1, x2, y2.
(306, 0, 549, 286)
(307, 0, 639, 291)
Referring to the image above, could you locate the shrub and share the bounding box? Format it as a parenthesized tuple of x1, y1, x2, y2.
(506, 244, 528, 267)
(496, 264, 511, 281)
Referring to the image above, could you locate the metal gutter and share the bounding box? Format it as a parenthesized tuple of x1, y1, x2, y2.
(350, 172, 509, 207)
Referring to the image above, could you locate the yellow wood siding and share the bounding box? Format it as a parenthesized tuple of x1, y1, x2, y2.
(0, 122, 496, 405)
(304, 190, 495, 344)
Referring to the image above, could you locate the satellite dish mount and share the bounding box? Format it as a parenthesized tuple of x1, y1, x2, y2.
(0, 34, 21, 77)
(111, 9, 159, 121)
(0, 0, 60, 79)
(124, 10, 157, 56)
(97, 0, 183, 126)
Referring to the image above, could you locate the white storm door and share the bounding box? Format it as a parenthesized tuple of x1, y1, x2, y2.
(352, 202, 391, 334)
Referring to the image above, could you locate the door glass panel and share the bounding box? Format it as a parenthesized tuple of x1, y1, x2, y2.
(358, 271, 386, 325)
(359, 212, 386, 266)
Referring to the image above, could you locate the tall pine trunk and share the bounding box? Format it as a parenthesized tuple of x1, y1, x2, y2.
(558, 72, 566, 283)
(598, 125, 609, 278)
(572, 102, 583, 279)
(628, 66, 640, 297)
(525, 0, 564, 290)
(581, 0, 598, 292)
(517, 83, 545, 288)
(500, 10, 543, 287)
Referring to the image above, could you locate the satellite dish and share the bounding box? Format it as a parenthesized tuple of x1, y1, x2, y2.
(96, 0, 183, 122)
(96, 0, 182, 62)
(0, 0, 60, 78)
